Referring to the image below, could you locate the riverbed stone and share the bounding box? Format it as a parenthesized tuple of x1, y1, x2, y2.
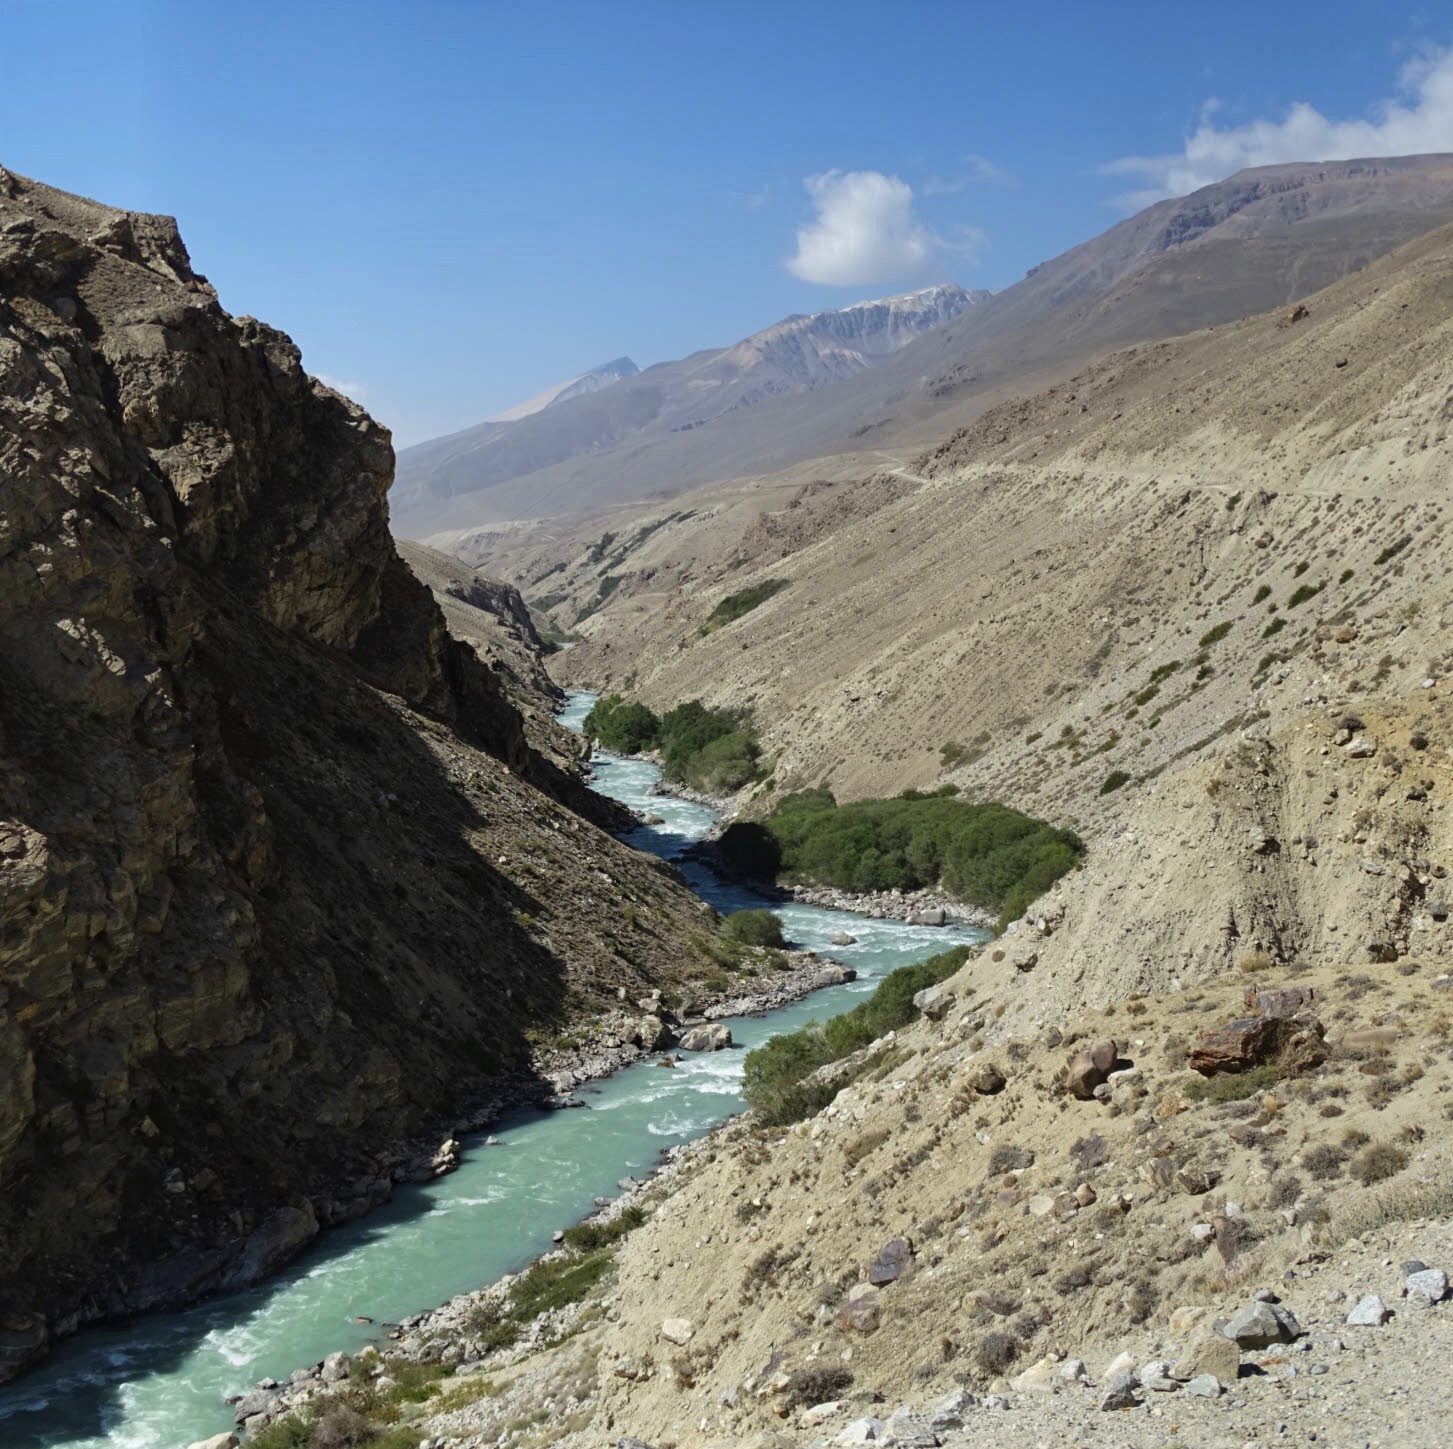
(679, 1024, 732, 1052)
(320, 1350, 351, 1383)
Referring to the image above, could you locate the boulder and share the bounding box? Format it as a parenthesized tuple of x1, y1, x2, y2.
(1066, 1039, 1118, 1099)
(834, 1289, 880, 1333)
(812, 963, 857, 988)
(907, 907, 946, 926)
(1170, 1326, 1240, 1384)
(659, 1317, 695, 1345)
(1188, 1014, 1324, 1076)
(320, 1350, 352, 1383)
(967, 1061, 1006, 1095)
(678, 1024, 732, 1052)
(188, 1437, 241, 1449)
(1346, 1294, 1391, 1327)
(628, 1016, 672, 1051)
(1183, 1374, 1222, 1398)
(1012, 1355, 1063, 1392)
(1100, 1371, 1140, 1410)
(868, 1236, 914, 1286)
(1406, 1268, 1449, 1302)
(1221, 1301, 1301, 1348)
(1243, 985, 1314, 1017)
(912, 984, 955, 1019)
(830, 931, 858, 947)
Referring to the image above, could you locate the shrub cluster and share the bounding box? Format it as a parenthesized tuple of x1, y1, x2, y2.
(704, 578, 788, 631)
(742, 946, 972, 1124)
(582, 695, 762, 793)
(720, 789, 1081, 929)
(721, 908, 786, 949)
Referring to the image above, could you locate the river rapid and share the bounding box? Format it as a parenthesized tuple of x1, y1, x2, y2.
(0, 691, 987, 1448)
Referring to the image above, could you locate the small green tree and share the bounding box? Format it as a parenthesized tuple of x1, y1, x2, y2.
(722, 908, 785, 949)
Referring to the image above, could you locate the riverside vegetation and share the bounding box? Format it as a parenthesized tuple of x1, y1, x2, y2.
(582, 695, 763, 794)
(719, 788, 1083, 930)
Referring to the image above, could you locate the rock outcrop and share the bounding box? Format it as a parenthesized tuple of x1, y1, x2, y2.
(0, 168, 707, 1381)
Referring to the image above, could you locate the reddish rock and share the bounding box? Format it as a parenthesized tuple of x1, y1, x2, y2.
(834, 1291, 880, 1333)
(1066, 1039, 1118, 1099)
(1242, 986, 1314, 1017)
(1189, 1014, 1325, 1076)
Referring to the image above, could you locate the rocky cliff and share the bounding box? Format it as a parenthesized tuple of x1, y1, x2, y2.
(0, 169, 708, 1383)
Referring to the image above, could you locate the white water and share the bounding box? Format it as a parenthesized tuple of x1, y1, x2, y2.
(0, 691, 986, 1447)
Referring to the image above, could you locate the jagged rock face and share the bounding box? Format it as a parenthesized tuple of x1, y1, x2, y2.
(0, 169, 700, 1382)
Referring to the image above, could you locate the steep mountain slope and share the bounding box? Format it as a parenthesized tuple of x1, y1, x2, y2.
(418, 154, 1453, 540)
(395, 539, 579, 769)
(0, 168, 712, 1383)
(392, 285, 982, 530)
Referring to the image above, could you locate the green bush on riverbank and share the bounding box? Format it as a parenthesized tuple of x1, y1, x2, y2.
(718, 789, 1081, 930)
(582, 694, 762, 793)
(742, 946, 973, 1125)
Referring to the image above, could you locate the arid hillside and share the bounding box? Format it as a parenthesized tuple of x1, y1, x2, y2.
(0, 168, 714, 1383)
(544, 220, 1453, 844)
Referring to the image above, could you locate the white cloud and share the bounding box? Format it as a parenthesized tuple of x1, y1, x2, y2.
(1104, 46, 1453, 209)
(787, 170, 949, 286)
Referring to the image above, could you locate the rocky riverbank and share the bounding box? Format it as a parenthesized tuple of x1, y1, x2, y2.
(531, 948, 857, 1097)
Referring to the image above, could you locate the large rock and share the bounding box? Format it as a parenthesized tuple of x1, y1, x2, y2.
(907, 907, 946, 926)
(1065, 1039, 1118, 1099)
(628, 1016, 672, 1051)
(659, 1317, 695, 1345)
(188, 1437, 240, 1449)
(912, 984, 955, 1019)
(1221, 1301, 1301, 1348)
(867, 1237, 914, 1285)
(1188, 1014, 1325, 1076)
(834, 1289, 880, 1333)
(1170, 1327, 1239, 1385)
(679, 1023, 733, 1052)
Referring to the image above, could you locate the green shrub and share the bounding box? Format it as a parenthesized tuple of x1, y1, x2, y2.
(1375, 536, 1411, 565)
(705, 579, 787, 631)
(1262, 616, 1287, 638)
(1147, 660, 1181, 684)
(742, 946, 972, 1124)
(1133, 684, 1160, 707)
(560, 1204, 646, 1252)
(1293, 561, 1310, 577)
(754, 791, 1080, 927)
(1199, 621, 1233, 647)
(1287, 581, 1325, 608)
(1182, 1062, 1280, 1103)
(1339, 567, 1355, 584)
(248, 1421, 313, 1449)
(1099, 769, 1131, 795)
(722, 908, 786, 949)
(582, 694, 660, 754)
(1252, 584, 1271, 604)
(510, 1250, 615, 1321)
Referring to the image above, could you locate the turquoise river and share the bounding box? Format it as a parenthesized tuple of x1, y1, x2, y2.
(0, 691, 987, 1448)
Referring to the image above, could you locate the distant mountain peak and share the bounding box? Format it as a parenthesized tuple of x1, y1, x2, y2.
(490, 356, 638, 422)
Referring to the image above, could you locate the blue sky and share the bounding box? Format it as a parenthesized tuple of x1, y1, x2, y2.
(5, 2, 1452, 445)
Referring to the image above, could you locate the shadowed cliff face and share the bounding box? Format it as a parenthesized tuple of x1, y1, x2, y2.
(0, 169, 702, 1382)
